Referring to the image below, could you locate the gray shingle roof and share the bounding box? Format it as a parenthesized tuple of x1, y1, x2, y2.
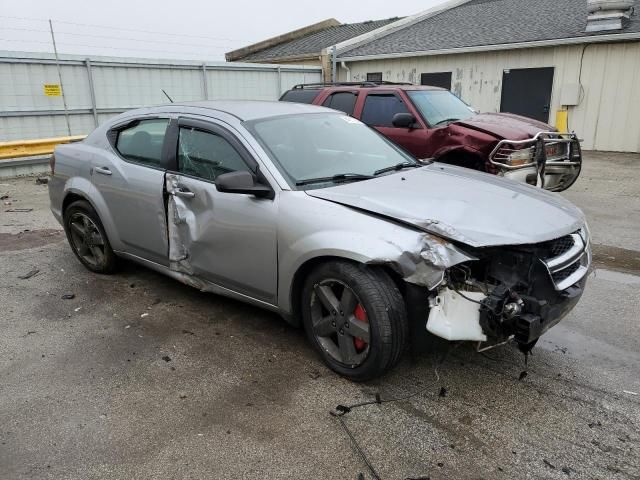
(240, 18, 401, 61)
(339, 0, 640, 58)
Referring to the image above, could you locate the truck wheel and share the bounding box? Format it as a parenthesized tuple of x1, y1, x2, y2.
(63, 200, 118, 274)
(301, 261, 408, 381)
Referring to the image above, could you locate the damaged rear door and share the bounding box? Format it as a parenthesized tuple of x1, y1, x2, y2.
(165, 117, 278, 304)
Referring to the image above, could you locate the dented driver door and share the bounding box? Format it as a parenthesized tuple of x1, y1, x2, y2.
(165, 117, 278, 304)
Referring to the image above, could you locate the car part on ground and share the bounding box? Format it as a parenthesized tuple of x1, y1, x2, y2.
(49, 101, 591, 380)
(280, 82, 582, 192)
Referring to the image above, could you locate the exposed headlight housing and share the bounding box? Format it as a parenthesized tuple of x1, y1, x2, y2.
(505, 147, 534, 166)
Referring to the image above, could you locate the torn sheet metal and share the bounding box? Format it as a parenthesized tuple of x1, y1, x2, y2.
(372, 233, 476, 290)
(427, 288, 487, 342)
(166, 173, 194, 274)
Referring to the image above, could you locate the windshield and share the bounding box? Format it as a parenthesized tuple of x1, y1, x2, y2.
(245, 113, 418, 189)
(407, 90, 476, 126)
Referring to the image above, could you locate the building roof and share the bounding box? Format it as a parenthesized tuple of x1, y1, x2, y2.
(230, 18, 402, 62)
(339, 0, 640, 59)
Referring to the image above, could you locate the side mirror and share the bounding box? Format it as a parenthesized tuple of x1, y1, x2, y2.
(215, 171, 273, 199)
(392, 112, 417, 129)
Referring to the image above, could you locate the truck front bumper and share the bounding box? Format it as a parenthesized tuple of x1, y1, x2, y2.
(490, 132, 582, 192)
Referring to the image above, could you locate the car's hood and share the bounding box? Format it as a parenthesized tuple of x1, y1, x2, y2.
(305, 164, 585, 248)
(454, 112, 553, 141)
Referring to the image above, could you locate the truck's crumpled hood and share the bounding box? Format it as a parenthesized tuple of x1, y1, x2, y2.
(305, 164, 585, 248)
(454, 112, 553, 141)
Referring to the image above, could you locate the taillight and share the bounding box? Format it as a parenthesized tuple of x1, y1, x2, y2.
(49, 153, 56, 175)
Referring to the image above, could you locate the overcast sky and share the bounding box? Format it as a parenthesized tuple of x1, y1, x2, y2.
(0, 0, 447, 61)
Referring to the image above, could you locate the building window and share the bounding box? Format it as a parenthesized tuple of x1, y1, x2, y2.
(366, 72, 383, 83)
(420, 72, 453, 90)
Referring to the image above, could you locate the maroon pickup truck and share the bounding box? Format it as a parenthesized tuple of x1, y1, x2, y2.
(280, 82, 582, 192)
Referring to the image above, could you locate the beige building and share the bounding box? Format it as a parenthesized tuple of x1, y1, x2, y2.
(229, 0, 640, 152)
(331, 0, 640, 153)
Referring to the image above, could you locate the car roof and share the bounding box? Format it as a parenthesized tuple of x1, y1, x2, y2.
(127, 100, 336, 121)
(288, 84, 447, 93)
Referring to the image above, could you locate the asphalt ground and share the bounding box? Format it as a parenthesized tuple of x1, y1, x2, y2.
(1, 151, 639, 480)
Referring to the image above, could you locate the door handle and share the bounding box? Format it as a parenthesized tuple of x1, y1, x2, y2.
(94, 166, 112, 176)
(173, 188, 195, 199)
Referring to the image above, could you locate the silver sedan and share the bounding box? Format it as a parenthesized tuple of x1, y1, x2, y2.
(49, 101, 591, 381)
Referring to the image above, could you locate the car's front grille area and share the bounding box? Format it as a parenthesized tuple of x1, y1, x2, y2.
(542, 235, 575, 257)
(540, 228, 591, 291)
(551, 261, 580, 284)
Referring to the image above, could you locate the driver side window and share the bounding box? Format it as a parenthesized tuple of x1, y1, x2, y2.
(177, 127, 251, 182)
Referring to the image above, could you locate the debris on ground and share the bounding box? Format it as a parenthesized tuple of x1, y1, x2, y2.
(18, 268, 40, 279)
(519, 371, 528, 381)
(140, 313, 149, 318)
(35, 177, 49, 185)
(6, 208, 33, 213)
(61, 294, 75, 300)
(543, 459, 557, 470)
(162, 356, 172, 362)
(309, 370, 321, 380)
(623, 390, 638, 396)
(179, 393, 187, 399)
(182, 329, 195, 335)
(74, 307, 81, 312)
(0, 194, 8, 200)
(439, 387, 448, 397)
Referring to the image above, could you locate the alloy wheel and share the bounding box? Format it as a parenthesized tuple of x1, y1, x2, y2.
(68, 212, 107, 268)
(310, 279, 371, 367)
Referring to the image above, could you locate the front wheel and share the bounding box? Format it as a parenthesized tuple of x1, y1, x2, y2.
(301, 261, 408, 381)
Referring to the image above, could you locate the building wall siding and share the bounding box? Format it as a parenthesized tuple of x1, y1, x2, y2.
(339, 41, 640, 152)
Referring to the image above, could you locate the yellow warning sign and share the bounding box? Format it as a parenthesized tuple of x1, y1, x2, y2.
(44, 84, 62, 96)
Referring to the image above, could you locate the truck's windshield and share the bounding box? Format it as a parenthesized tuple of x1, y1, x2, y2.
(407, 90, 476, 127)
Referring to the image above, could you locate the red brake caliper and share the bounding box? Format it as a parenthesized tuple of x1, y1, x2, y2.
(353, 303, 368, 351)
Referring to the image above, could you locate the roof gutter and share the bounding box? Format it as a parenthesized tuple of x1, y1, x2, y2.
(337, 32, 640, 62)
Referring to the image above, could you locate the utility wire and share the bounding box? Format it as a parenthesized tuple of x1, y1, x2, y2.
(0, 37, 229, 57)
(1, 26, 240, 48)
(0, 15, 252, 43)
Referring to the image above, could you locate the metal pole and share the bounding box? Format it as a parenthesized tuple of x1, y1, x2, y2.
(49, 20, 71, 135)
(201, 63, 209, 100)
(85, 58, 99, 127)
(276, 66, 282, 97)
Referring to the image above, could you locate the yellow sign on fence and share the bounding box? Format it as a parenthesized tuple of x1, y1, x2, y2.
(43, 84, 62, 96)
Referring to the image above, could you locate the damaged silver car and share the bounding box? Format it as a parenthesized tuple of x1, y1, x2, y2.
(49, 101, 591, 381)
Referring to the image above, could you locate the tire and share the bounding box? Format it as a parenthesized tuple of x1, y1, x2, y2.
(63, 199, 118, 274)
(301, 261, 408, 381)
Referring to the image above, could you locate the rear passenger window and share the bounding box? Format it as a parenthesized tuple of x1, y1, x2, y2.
(322, 92, 357, 115)
(361, 94, 410, 128)
(177, 127, 251, 182)
(280, 89, 321, 104)
(115, 119, 168, 167)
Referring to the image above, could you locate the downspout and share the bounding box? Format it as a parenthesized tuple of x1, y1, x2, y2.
(331, 46, 337, 82)
(341, 61, 351, 82)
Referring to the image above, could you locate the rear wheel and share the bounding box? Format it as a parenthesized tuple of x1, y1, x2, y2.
(301, 261, 408, 381)
(63, 200, 118, 274)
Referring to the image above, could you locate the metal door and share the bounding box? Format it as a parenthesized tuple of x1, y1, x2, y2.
(94, 117, 171, 265)
(500, 67, 554, 123)
(165, 118, 278, 304)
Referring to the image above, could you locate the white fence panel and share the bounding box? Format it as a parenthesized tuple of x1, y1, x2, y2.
(0, 51, 322, 141)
